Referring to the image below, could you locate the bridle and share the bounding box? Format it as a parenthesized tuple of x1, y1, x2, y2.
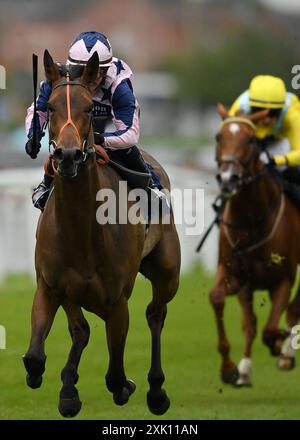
(216, 117, 268, 190)
(216, 117, 284, 256)
(196, 116, 284, 255)
(47, 73, 109, 175)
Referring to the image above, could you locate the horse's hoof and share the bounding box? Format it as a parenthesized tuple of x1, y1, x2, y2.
(23, 355, 45, 378)
(147, 389, 170, 416)
(58, 396, 82, 418)
(234, 374, 252, 387)
(26, 373, 42, 389)
(221, 365, 239, 385)
(126, 379, 136, 396)
(277, 355, 296, 371)
(113, 387, 130, 406)
(113, 379, 136, 406)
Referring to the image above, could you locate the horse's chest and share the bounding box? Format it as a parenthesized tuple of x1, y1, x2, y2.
(228, 253, 287, 288)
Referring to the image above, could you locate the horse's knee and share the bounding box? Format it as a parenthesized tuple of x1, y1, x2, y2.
(146, 304, 167, 329)
(209, 288, 225, 310)
(153, 273, 179, 305)
(71, 322, 90, 347)
(248, 327, 257, 341)
(244, 317, 257, 340)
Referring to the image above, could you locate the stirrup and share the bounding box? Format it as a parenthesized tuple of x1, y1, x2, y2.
(148, 187, 171, 210)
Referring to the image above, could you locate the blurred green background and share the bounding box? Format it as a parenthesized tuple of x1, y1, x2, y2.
(0, 267, 299, 420)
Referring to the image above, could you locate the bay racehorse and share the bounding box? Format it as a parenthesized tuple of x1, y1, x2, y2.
(23, 50, 181, 417)
(209, 103, 300, 386)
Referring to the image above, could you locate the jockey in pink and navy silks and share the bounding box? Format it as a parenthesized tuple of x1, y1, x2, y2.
(25, 31, 163, 210)
(26, 32, 140, 150)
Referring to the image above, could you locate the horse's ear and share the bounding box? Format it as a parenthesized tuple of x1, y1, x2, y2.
(44, 49, 60, 83)
(248, 108, 270, 123)
(81, 52, 99, 86)
(217, 102, 229, 120)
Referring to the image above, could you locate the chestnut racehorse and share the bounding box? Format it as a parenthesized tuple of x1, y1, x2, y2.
(210, 103, 300, 386)
(23, 50, 181, 417)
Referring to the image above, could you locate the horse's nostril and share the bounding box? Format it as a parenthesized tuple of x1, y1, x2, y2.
(230, 174, 240, 183)
(53, 148, 64, 163)
(74, 149, 84, 163)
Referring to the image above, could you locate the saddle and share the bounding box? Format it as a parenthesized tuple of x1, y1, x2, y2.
(95, 146, 152, 190)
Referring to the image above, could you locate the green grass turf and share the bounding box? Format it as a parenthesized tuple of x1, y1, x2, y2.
(0, 267, 299, 420)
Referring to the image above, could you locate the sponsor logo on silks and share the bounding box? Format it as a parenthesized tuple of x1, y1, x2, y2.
(0, 325, 6, 349)
(0, 65, 6, 90)
(270, 252, 286, 265)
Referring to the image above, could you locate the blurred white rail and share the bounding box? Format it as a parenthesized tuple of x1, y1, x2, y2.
(0, 166, 218, 278)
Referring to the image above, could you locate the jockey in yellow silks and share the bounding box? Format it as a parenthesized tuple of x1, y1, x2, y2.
(229, 75, 300, 168)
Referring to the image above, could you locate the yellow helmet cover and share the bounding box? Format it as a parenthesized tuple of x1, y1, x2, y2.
(249, 75, 286, 109)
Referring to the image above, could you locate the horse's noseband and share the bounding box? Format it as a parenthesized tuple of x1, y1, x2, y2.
(48, 76, 96, 175)
(48, 77, 94, 155)
(216, 117, 265, 190)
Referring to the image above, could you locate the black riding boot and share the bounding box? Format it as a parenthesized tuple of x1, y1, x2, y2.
(32, 174, 53, 211)
(108, 146, 162, 188)
(107, 146, 169, 211)
(108, 146, 150, 174)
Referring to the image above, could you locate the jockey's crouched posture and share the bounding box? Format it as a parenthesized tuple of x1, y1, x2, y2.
(229, 75, 300, 202)
(25, 31, 164, 210)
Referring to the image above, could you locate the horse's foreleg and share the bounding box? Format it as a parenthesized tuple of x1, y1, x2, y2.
(210, 277, 239, 385)
(141, 232, 180, 416)
(236, 288, 256, 387)
(105, 295, 135, 406)
(23, 279, 59, 389)
(263, 279, 292, 357)
(146, 295, 170, 416)
(58, 305, 90, 418)
(276, 281, 300, 370)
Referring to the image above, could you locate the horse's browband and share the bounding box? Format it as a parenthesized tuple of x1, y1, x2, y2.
(220, 117, 256, 131)
(52, 80, 90, 91)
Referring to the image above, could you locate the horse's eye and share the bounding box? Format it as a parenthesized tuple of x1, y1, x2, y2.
(47, 105, 54, 113)
(215, 133, 221, 143)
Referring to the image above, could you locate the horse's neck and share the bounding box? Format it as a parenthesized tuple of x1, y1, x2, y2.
(226, 173, 280, 225)
(54, 157, 101, 251)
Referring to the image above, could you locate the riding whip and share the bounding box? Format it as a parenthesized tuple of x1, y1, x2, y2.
(32, 54, 38, 145)
(195, 195, 225, 253)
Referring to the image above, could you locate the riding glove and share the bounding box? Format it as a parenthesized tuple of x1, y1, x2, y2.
(94, 132, 105, 146)
(25, 136, 42, 159)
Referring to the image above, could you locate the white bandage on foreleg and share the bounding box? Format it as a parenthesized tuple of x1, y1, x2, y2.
(281, 335, 296, 358)
(238, 357, 252, 376)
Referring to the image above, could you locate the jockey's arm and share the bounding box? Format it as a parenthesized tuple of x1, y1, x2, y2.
(25, 80, 52, 138)
(102, 79, 140, 150)
(275, 97, 300, 167)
